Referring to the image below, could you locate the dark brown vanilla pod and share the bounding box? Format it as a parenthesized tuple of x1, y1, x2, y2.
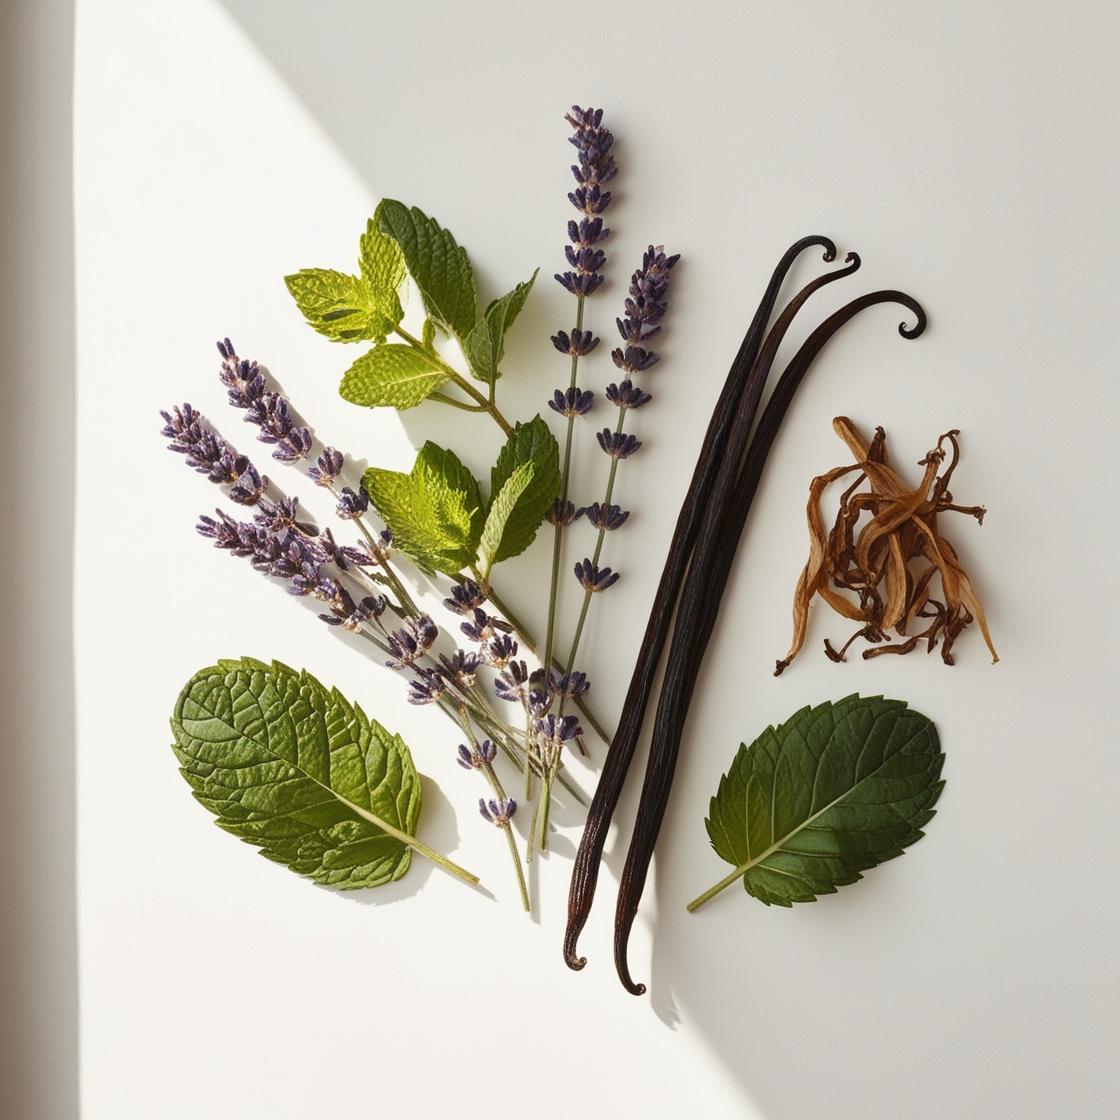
(563, 235, 837, 971)
(613, 290, 927, 995)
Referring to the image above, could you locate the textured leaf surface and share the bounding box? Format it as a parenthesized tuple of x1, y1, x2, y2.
(485, 416, 561, 563)
(359, 217, 406, 328)
(284, 269, 393, 343)
(363, 442, 484, 575)
(339, 344, 447, 408)
(700, 695, 943, 907)
(477, 462, 534, 578)
(464, 269, 538, 382)
(377, 200, 477, 338)
(170, 658, 423, 889)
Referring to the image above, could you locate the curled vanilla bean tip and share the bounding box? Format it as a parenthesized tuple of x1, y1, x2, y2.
(821, 242, 837, 262)
(898, 301, 928, 338)
(843, 251, 861, 268)
(563, 941, 587, 971)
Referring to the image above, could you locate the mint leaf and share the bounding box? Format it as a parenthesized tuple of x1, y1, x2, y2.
(377, 200, 477, 339)
(170, 658, 476, 890)
(363, 442, 484, 575)
(464, 269, 538, 382)
(485, 416, 561, 563)
(340, 344, 448, 408)
(284, 268, 393, 343)
(477, 462, 534, 578)
(358, 218, 406, 329)
(689, 694, 944, 911)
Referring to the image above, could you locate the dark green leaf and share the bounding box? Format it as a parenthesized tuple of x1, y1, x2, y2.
(485, 416, 561, 564)
(339, 344, 447, 408)
(284, 268, 393, 343)
(170, 658, 425, 889)
(690, 694, 944, 910)
(376, 200, 477, 339)
(464, 269, 538, 382)
(477, 462, 534, 579)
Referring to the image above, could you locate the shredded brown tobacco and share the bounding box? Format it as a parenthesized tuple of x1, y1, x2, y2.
(775, 417, 998, 673)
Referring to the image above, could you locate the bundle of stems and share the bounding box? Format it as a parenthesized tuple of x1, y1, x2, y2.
(563, 237, 928, 994)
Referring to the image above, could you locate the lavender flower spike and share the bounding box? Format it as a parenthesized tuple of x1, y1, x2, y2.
(479, 797, 517, 826)
(574, 558, 619, 593)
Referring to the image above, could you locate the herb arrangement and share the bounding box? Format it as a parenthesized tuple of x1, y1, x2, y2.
(161, 104, 994, 997)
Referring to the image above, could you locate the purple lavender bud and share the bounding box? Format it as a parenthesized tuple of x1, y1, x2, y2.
(408, 667, 447, 706)
(318, 582, 360, 627)
(335, 486, 369, 520)
(551, 328, 600, 356)
(564, 246, 607, 274)
(614, 246, 680, 347)
(308, 447, 344, 487)
(584, 502, 630, 531)
(161, 404, 269, 506)
(254, 495, 317, 536)
(385, 615, 437, 669)
(438, 649, 480, 688)
(494, 660, 530, 703)
(546, 499, 584, 527)
(605, 380, 652, 410)
(526, 668, 554, 718)
(574, 558, 619, 593)
(459, 608, 511, 643)
(548, 386, 595, 417)
(484, 634, 518, 668)
(567, 218, 610, 246)
(217, 339, 268, 410)
(443, 578, 487, 615)
(611, 346, 660, 374)
(479, 797, 517, 826)
(596, 430, 641, 459)
(457, 739, 498, 770)
(551, 670, 590, 700)
(348, 530, 392, 566)
(535, 713, 583, 747)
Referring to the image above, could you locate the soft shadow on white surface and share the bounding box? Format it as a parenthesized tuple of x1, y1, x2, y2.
(75, 2, 1119, 1118)
(1, 2, 79, 1117)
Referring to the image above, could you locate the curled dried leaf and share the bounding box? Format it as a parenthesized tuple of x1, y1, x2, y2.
(776, 417, 997, 674)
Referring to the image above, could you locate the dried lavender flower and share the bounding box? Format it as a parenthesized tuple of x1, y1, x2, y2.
(546, 499, 584, 526)
(555, 105, 615, 297)
(551, 670, 590, 699)
(456, 740, 498, 770)
(308, 447, 344, 487)
(408, 667, 448, 706)
(335, 486, 369, 520)
(596, 430, 642, 459)
(484, 634, 518, 668)
(549, 387, 596, 417)
(444, 578, 488, 615)
(495, 660, 531, 703)
(439, 649, 481, 688)
(574, 558, 619, 592)
(605, 380, 652, 410)
(479, 797, 517, 826)
(551, 328, 600, 356)
(614, 245, 680, 347)
(535, 713, 583, 749)
(584, 502, 630, 531)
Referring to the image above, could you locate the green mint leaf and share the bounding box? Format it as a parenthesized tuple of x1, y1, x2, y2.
(691, 695, 944, 911)
(485, 415, 561, 563)
(358, 218, 406, 329)
(421, 318, 437, 353)
(339, 344, 448, 409)
(464, 269, 538, 383)
(363, 442, 484, 575)
(170, 658, 425, 889)
(477, 462, 534, 578)
(376, 199, 477, 339)
(284, 268, 393, 343)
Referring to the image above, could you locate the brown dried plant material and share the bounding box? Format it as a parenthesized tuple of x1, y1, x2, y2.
(775, 417, 998, 674)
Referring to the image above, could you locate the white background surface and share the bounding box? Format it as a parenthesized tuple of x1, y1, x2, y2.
(73, 2, 1118, 1118)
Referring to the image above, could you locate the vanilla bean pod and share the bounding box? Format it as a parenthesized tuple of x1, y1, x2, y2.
(613, 288, 927, 994)
(563, 235, 837, 971)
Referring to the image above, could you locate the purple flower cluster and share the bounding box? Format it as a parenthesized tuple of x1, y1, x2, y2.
(218, 339, 312, 463)
(479, 797, 517, 827)
(609, 245, 680, 382)
(555, 106, 616, 299)
(161, 404, 266, 506)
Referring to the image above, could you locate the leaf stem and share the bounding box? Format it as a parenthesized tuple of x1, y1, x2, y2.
(542, 294, 587, 676)
(394, 325, 514, 435)
(686, 866, 747, 913)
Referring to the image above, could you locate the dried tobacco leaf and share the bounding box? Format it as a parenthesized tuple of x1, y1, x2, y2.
(776, 417, 997, 673)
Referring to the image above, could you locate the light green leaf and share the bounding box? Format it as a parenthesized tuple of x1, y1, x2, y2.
(464, 269, 538, 382)
(477, 462, 534, 578)
(363, 442, 484, 575)
(485, 416, 561, 563)
(340, 344, 448, 409)
(358, 218, 406, 329)
(284, 268, 393, 343)
(689, 695, 944, 911)
(170, 658, 476, 890)
(377, 199, 477, 338)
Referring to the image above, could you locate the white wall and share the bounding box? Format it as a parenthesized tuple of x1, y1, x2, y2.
(1, 2, 79, 1117)
(74, 2, 1118, 1118)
